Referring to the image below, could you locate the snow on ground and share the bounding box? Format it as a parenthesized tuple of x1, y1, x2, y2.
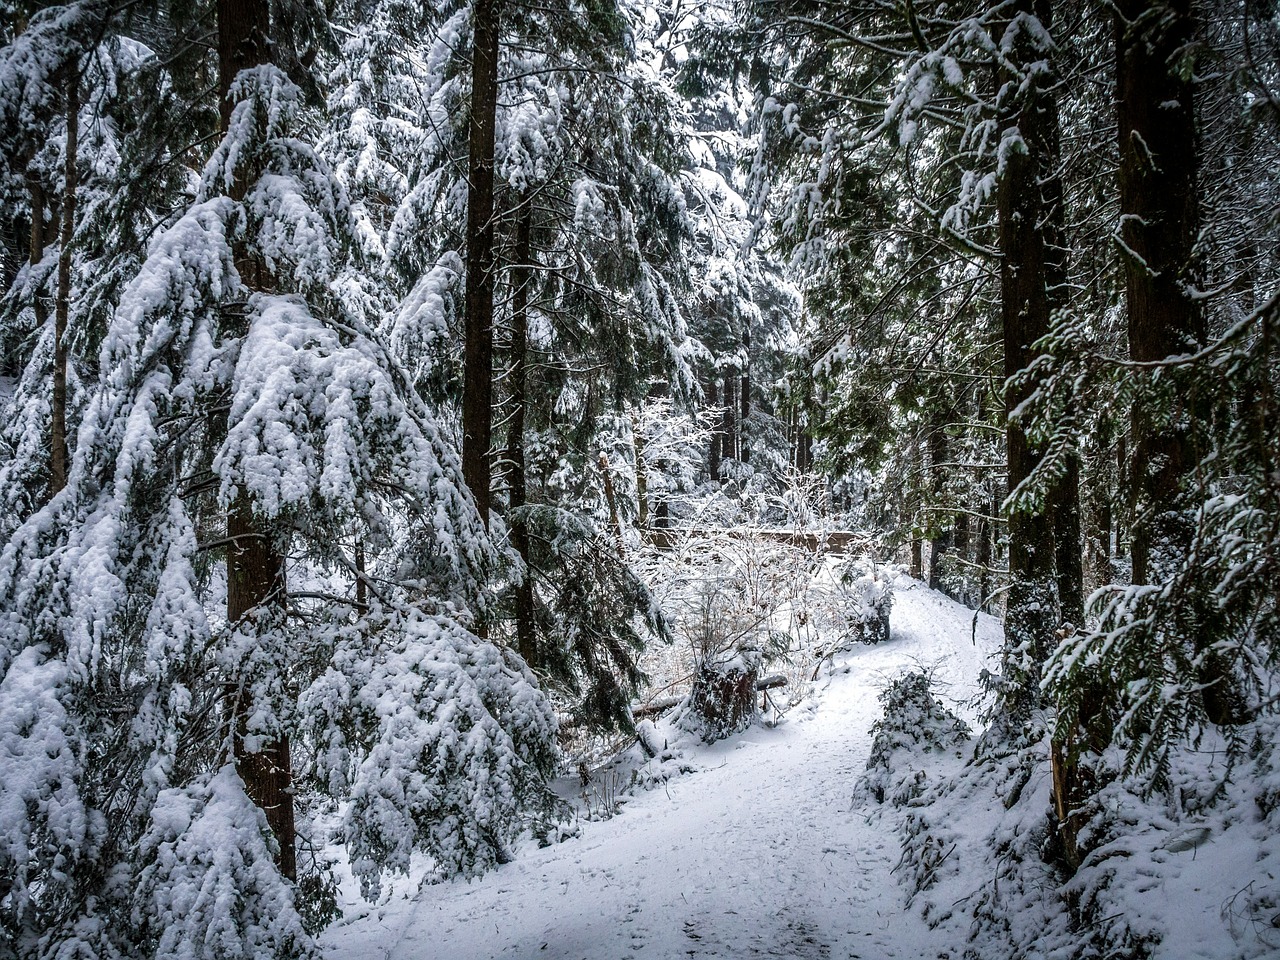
(321, 577, 1003, 960)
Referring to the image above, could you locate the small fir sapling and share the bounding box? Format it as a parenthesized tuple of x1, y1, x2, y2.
(859, 671, 970, 807)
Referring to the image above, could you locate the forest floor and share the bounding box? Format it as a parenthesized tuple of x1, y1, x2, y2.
(320, 575, 1005, 960)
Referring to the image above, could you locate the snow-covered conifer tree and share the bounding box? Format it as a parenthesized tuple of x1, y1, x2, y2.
(0, 8, 560, 957)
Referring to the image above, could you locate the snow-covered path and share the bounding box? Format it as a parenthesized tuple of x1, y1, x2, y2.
(322, 580, 1003, 960)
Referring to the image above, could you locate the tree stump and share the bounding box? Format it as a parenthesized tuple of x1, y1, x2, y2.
(686, 650, 760, 743)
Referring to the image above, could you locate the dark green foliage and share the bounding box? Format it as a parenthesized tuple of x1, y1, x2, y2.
(514, 505, 671, 733)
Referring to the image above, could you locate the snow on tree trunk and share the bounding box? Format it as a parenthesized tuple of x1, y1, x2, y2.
(216, 0, 298, 880)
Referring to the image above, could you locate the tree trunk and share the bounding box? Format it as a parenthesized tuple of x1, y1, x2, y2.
(633, 415, 649, 529)
(739, 333, 751, 464)
(506, 205, 537, 667)
(977, 483, 991, 610)
(707, 377, 721, 481)
(28, 173, 48, 462)
(216, 0, 271, 129)
(217, 0, 296, 880)
(927, 422, 950, 594)
(226, 498, 295, 881)
(598, 452, 624, 555)
(1116, 0, 1203, 585)
(722, 371, 737, 465)
(1115, 0, 1241, 726)
(1053, 455, 1084, 628)
(996, 0, 1063, 720)
(50, 71, 77, 497)
(462, 0, 502, 527)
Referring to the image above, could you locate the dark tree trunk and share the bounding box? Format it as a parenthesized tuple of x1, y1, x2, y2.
(739, 333, 751, 464)
(1114, 431, 1127, 557)
(996, 0, 1064, 720)
(977, 484, 992, 610)
(927, 423, 950, 594)
(1115, 0, 1242, 726)
(226, 498, 295, 881)
(722, 371, 737, 464)
(1116, 0, 1203, 585)
(653, 498, 670, 529)
(50, 72, 77, 497)
(633, 419, 649, 529)
(28, 173, 48, 462)
(506, 206, 537, 667)
(216, 0, 271, 129)
(462, 0, 501, 526)
(707, 377, 721, 481)
(1053, 455, 1084, 628)
(217, 0, 296, 880)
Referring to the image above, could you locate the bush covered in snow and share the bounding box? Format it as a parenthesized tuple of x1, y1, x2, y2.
(858, 671, 970, 807)
(840, 558, 894, 645)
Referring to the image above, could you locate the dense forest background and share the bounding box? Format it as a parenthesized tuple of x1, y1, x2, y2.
(1, 0, 1277, 956)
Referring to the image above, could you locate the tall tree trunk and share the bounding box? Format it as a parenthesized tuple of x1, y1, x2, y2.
(506, 205, 537, 667)
(633, 416, 649, 529)
(1115, 0, 1241, 726)
(462, 0, 501, 527)
(226, 499, 295, 881)
(217, 0, 296, 879)
(28, 173, 48, 458)
(977, 482, 991, 610)
(927, 422, 950, 594)
(996, 0, 1063, 721)
(1117, 0, 1203, 582)
(50, 71, 78, 497)
(1040, 108, 1083, 631)
(707, 377, 721, 481)
(1053, 455, 1084, 627)
(739, 333, 751, 464)
(722, 371, 737, 464)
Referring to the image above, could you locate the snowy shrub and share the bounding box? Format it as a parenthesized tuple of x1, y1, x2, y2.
(840, 557, 893, 644)
(859, 671, 970, 807)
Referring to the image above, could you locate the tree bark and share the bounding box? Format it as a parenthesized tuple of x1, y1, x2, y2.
(225, 498, 295, 881)
(633, 415, 649, 529)
(216, 0, 271, 129)
(506, 205, 537, 667)
(707, 377, 721, 481)
(927, 422, 950, 594)
(722, 371, 737, 464)
(1116, 0, 1203, 586)
(50, 71, 78, 497)
(462, 0, 502, 526)
(996, 0, 1064, 720)
(739, 333, 751, 464)
(217, 0, 296, 880)
(1115, 0, 1242, 726)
